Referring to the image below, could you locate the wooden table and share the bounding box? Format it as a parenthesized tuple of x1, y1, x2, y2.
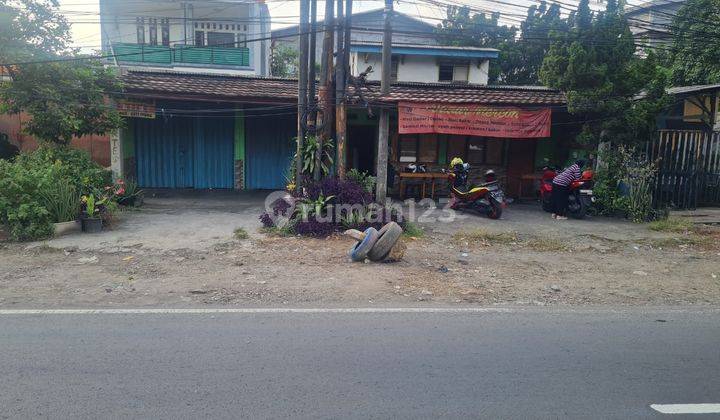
(399, 172, 447, 200)
(516, 173, 542, 200)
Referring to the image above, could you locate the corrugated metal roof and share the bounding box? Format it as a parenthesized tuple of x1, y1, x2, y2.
(667, 84, 720, 95)
(122, 69, 298, 103)
(348, 81, 566, 105)
(121, 69, 566, 106)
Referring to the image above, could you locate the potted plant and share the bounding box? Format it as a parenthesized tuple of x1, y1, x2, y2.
(80, 194, 104, 233)
(112, 179, 143, 207)
(41, 179, 81, 236)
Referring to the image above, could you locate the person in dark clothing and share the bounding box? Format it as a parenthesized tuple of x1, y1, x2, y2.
(551, 159, 586, 219)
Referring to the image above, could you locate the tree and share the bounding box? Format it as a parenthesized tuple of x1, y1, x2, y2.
(539, 0, 670, 146)
(0, 0, 122, 146)
(436, 6, 517, 83)
(501, 1, 570, 85)
(436, 2, 570, 85)
(270, 44, 299, 78)
(667, 0, 720, 85)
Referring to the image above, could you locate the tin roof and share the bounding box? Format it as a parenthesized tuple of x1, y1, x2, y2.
(121, 69, 299, 103)
(121, 69, 566, 106)
(348, 81, 566, 105)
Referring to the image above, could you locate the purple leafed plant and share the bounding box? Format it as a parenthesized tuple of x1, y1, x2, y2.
(294, 216, 337, 237)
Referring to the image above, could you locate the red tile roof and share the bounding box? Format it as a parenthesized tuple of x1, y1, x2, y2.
(121, 70, 298, 103)
(121, 70, 566, 106)
(348, 81, 566, 105)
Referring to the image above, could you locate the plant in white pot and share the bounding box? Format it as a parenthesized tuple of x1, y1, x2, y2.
(41, 180, 81, 236)
(80, 194, 104, 233)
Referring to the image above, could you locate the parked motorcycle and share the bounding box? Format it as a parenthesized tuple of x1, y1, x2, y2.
(539, 166, 596, 219)
(443, 158, 505, 219)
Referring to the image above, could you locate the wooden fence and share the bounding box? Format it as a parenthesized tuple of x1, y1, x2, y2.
(649, 130, 720, 209)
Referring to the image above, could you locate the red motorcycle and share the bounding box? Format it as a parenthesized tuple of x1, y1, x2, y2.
(444, 160, 505, 219)
(540, 166, 595, 219)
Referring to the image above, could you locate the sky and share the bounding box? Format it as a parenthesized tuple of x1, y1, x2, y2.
(58, 0, 611, 52)
(59, 0, 531, 52)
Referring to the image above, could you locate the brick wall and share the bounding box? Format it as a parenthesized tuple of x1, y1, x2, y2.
(0, 113, 111, 167)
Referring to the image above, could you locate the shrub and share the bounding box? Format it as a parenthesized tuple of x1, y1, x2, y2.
(346, 169, 376, 194)
(40, 179, 80, 223)
(259, 212, 275, 228)
(594, 146, 659, 222)
(305, 177, 372, 206)
(0, 159, 54, 240)
(0, 147, 112, 240)
(259, 177, 403, 238)
(15, 146, 110, 195)
(294, 216, 337, 237)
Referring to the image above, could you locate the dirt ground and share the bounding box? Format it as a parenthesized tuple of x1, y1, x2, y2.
(1, 191, 718, 308)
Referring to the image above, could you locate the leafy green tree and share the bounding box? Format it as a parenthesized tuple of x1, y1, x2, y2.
(0, 0, 122, 146)
(667, 0, 720, 85)
(270, 44, 299, 78)
(501, 1, 570, 85)
(436, 2, 571, 85)
(539, 0, 670, 146)
(436, 6, 517, 83)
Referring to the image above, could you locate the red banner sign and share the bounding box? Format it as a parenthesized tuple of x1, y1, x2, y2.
(398, 102, 551, 138)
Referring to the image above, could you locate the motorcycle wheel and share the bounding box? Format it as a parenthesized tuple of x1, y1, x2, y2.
(487, 199, 503, 219)
(569, 196, 588, 219)
(541, 194, 553, 212)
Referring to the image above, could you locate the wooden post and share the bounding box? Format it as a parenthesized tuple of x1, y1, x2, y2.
(375, 0, 392, 203)
(335, 0, 347, 179)
(297, 0, 310, 187)
(316, 0, 335, 181)
(308, 0, 320, 180)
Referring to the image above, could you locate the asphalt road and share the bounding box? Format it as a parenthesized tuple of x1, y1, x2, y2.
(1, 307, 719, 419)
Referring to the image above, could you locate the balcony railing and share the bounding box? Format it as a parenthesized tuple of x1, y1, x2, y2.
(112, 43, 251, 67)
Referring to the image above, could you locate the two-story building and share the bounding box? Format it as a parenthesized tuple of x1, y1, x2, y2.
(271, 9, 497, 85)
(98, 0, 311, 190)
(626, 0, 686, 48)
(101, 0, 271, 76)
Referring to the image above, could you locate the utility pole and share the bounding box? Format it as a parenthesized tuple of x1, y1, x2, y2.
(308, 0, 319, 180)
(297, 0, 310, 187)
(375, 0, 392, 203)
(316, 0, 335, 181)
(335, 0, 347, 179)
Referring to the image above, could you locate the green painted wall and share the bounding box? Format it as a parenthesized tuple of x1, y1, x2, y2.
(234, 110, 245, 161)
(438, 136, 447, 165)
(121, 119, 135, 158)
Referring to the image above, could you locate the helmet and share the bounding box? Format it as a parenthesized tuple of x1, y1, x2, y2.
(450, 157, 464, 168)
(484, 169, 497, 183)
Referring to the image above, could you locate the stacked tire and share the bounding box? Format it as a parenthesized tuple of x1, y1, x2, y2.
(348, 222, 403, 262)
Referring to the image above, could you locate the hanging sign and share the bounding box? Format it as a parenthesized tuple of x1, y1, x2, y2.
(117, 99, 156, 119)
(398, 102, 551, 138)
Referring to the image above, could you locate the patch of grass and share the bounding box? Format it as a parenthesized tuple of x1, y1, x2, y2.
(524, 237, 568, 252)
(402, 222, 425, 238)
(259, 224, 295, 237)
(452, 229, 518, 245)
(645, 234, 714, 249)
(648, 217, 694, 233)
(233, 227, 249, 240)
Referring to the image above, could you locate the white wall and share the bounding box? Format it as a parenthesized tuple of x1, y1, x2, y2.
(350, 52, 490, 85)
(468, 60, 490, 85)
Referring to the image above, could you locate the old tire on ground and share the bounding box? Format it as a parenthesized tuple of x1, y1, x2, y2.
(367, 222, 403, 262)
(349, 227, 379, 262)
